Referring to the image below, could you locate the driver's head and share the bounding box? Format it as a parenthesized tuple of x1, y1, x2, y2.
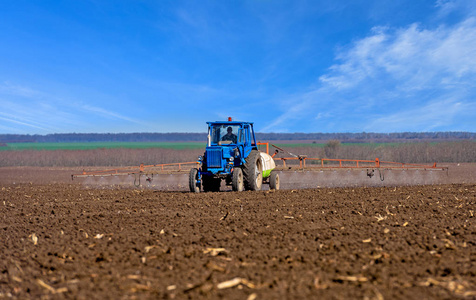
(227, 127, 232, 133)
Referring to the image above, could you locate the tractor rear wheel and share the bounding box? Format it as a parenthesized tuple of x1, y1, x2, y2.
(232, 167, 244, 191)
(189, 168, 200, 193)
(243, 150, 263, 191)
(269, 170, 280, 190)
(203, 176, 221, 192)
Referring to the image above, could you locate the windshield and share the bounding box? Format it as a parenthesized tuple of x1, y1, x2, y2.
(210, 124, 240, 145)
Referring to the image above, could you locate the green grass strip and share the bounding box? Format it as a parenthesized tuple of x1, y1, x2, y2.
(0, 142, 206, 151)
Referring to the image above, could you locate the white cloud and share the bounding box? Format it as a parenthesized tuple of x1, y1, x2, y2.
(266, 12, 476, 132)
(435, 0, 476, 18)
(322, 18, 476, 90)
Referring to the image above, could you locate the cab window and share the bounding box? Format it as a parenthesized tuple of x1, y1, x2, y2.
(210, 125, 239, 145)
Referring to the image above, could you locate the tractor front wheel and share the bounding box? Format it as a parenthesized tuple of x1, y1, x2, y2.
(232, 167, 244, 191)
(189, 168, 200, 193)
(243, 150, 263, 191)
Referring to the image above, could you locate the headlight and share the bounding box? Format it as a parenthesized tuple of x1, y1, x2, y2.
(198, 155, 203, 161)
(229, 157, 234, 162)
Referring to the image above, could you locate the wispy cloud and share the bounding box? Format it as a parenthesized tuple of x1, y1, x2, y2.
(0, 99, 61, 132)
(0, 81, 44, 98)
(0, 81, 145, 133)
(364, 98, 472, 132)
(79, 104, 143, 124)
(0, 114, 50, 131)
(264, 7, 476, 132)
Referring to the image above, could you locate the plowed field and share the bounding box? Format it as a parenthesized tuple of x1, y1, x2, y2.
(1, 167, 475, 299)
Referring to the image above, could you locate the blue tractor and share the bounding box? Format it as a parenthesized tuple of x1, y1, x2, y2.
(189, 118, 279, 192)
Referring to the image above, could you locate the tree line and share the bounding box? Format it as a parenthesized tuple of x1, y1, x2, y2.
(1, 131, 475, 143)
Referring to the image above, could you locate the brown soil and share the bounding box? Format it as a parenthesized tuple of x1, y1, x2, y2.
(1, 167, 476, 299)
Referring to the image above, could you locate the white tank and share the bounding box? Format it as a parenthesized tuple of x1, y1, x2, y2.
(260, 152, 276, 179)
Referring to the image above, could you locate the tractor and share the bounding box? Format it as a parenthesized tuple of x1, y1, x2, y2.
(189, 118, 279, 192)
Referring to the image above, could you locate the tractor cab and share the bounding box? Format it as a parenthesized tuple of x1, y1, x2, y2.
(209, 124, 240, 145)
(203, 120, 257, 175)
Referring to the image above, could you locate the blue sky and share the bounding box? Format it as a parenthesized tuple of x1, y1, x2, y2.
(1, 0, 475, 134)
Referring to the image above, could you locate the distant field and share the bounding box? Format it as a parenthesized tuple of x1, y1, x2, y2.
(0, 142, 206, 151)
(1, 140, 474, 166)
(1, 141, 401, 151)
(0, 141, 450, 151)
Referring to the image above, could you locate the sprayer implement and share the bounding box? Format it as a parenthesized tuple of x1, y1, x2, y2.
(72, 118, 448, 190)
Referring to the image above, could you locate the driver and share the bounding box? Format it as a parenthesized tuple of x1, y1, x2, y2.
(221, 127, 237, 143)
